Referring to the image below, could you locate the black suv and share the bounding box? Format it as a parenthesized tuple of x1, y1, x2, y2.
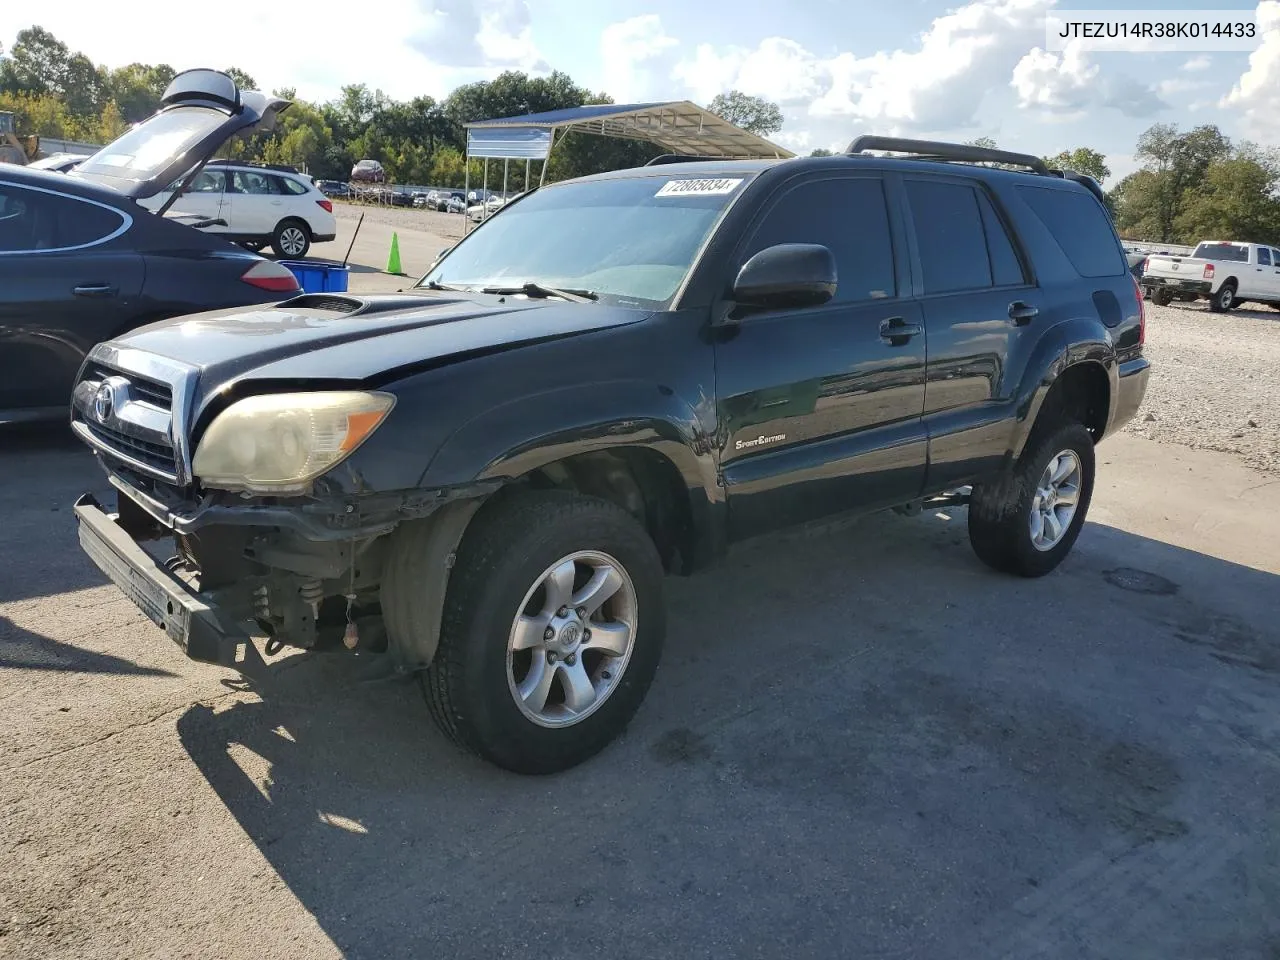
(71, 137, 1150, 774)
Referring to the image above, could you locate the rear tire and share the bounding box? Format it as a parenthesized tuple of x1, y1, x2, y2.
(420, 489, 666, 774)
(968, 421, 1095, 578)
(271, 219, 311, 258)
(1208, 282, 1236, 313)
(1151, 289, 1174, 306)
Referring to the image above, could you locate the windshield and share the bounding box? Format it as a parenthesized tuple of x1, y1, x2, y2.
(1192, 242, 1249, 262)
(418, 173, 752, 306)
(74, 106, 227, 185)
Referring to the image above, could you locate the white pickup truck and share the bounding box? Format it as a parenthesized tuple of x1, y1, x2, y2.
(1140, 240, 1280, 313)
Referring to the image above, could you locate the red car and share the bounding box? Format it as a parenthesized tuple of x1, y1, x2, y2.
(351, 158, 386, 183)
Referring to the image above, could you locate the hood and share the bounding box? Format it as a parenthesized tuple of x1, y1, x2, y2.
(107, 291, 650, 404)
(69, 69, 290, 200)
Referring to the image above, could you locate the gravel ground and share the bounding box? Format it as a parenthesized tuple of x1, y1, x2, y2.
(1123, 301, 1280, 473)
(334, 200, 466, 242)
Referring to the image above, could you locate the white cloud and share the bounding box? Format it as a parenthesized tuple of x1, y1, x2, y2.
(1182, 55, 1212, 72)
(0, 0, 546, 103)
(1011, 43, 1098, 113)
(674, 38, 824, 106)
(1222, 1, 1280, 139)
(600, 15, 678, 103)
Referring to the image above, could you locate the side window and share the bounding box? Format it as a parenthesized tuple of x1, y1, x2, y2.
(0, 185, 125, 253)
(906, 179, 992, 294)
(976, 190, 1027, 286)
(1016, 184, 1125, 278)
(1272, 249, 1280, 265)
(1258, 247, 1272, 266)
(230, 171, 278, 195)
(277, 176, 310, 196)
(189, 170, 225, 193)
(742, 177, 896, 303)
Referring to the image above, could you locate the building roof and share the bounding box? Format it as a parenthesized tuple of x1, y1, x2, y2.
(464, 101, 794, 160)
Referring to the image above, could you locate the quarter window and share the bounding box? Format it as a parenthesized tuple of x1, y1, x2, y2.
(277, 176, 310, 196)
(0, 184, 126, 253)
(742, 177, 897, 303)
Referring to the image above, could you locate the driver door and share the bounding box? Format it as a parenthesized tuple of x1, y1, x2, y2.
(713, 173, 928, 542)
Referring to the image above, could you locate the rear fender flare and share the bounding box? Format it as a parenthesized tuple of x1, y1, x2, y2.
(1009, 316, 1116, 460)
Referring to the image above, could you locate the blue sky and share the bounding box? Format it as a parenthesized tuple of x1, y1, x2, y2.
(3, 0, 1276, 185)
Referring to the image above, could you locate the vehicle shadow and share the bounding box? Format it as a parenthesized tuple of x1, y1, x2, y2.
(0, 424, 115, 602)
(0, 615, 174, 676)
(175, 510, 1280, 960)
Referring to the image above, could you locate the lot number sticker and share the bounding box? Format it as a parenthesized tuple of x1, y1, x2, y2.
(655, 178, 744, 197)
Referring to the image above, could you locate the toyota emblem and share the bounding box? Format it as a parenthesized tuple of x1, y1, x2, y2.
(93, 382, 115, 422)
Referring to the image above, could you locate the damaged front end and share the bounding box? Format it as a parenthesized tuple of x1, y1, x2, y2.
(70, 345, 498, 675)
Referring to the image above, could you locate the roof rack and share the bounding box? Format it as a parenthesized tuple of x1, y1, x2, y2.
(207, 158, 302, 174)
(846, 136, 1050, 174)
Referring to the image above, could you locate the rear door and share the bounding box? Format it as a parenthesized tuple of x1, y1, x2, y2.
(0, 180, 145, 417)
(1253, 246, 1276, 299)
(714, 172, 928, 541)
(227, 169, 279, 235)
(901, 174, 1038, 489)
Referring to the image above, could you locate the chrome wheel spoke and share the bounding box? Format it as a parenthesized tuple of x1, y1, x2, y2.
(1043, 508, 1063, 543)
(1056, 483, 1079, 507)
(583, 620, 631, 657)
(518, 657, 556, 714)
(511, 615, 548, 651)
(543, 559, 577, 613)
(572, 564, 623, 616)
(1050, 454, 1075, 484)
(1030, 508, 1045, 545)
(559, 660, 596, 713)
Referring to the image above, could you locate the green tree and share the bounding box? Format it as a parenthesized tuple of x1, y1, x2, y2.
(706, 90, 783, 136)
(1133, 122, 1232, 241)
(809, 148, 834, 157)
(107, 62, 175, 122)
(1174, 156, 1280, 245)
(224, 67, 257, 92)
(1044, 147, 1110, 183)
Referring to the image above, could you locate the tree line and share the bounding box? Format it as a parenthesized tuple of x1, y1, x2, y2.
(0, 26, 785, 193)
(4, 25, 1277, 244)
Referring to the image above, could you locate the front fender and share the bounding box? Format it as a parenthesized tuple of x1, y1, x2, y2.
(421, 379, 725, 567)
(1009, 315, 1116, 459)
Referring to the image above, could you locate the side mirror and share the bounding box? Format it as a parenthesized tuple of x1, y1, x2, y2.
(731, 243, 837, 313)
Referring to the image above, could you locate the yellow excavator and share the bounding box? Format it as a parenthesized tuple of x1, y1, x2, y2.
(0, 112, 40, 165)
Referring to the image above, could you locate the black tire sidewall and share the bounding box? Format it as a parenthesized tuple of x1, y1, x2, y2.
(443, 493, 665, 773)
(1211, 283, 1235, 312)
(1005, 423, 1095, 576)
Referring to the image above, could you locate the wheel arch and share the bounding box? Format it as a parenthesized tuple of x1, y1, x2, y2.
(1010, 318, 1116, 459)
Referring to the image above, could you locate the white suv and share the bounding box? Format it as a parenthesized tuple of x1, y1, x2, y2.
(138, 161, 337, 258)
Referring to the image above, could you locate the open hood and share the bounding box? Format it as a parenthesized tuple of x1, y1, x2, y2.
(70, 69, 291, 200)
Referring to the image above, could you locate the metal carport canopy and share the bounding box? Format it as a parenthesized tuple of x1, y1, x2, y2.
(464, 101, 795, 161)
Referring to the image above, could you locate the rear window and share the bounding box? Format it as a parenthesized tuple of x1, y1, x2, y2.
(1191, 242, 1249, 263)
(1016, 185, 1125, 278)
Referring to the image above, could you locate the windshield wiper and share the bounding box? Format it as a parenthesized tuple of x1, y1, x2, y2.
(420, 280, 469, 292)
(480, 281, 598, 303)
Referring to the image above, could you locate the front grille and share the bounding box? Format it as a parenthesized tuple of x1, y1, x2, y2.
(83, 362, 173, 411)
(85, 421, 176, 474)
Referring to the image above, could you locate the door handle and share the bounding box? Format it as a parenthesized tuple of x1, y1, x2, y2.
(1009, 301, 1038, 325)
(73, 284, 116, 298)
(879, 317, 923, 344)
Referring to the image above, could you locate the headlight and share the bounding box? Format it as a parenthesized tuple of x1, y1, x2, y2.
(193, 391, 395, 494)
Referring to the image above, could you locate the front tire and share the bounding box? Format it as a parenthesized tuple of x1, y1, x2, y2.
(968, 421, 1095, 578)
(1209, 282, 1237, 313)
(271, 219, 311, 258)
(420, 490, 666, 774)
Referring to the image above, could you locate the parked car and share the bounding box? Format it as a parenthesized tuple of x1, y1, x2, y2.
(1141, 240, 1280, 311)
(351, 159, 386, 183)
(26, 152, 87, 173)
(412, 191, 434, 208)
(316, 180, 350, 198)
(70, 137, 1148, 775)
(135, 159, 336, 259)
(1, 69, 300, 425)
(444, 194, 466, 213)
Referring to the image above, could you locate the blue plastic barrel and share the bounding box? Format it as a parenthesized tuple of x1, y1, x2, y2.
(277, 259, 350, 293)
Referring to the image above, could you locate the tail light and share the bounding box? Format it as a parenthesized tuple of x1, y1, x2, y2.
(1203, 263, 1214, 279)
(317, 198, 333, 213)
(1142, 257, 1149, 273)
(1132, 273, 1146, 347)
(241, 260, 301, 293)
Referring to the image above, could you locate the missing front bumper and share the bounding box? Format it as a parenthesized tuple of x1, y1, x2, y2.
(74, 493, 259, 672)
